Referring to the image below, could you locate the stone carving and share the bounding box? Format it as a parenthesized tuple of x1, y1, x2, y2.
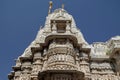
(32, 65, 42, 74)
(46, 64, 78, 70)
(49, 41, 56, 49)
(8, 3, 120, 80)
(19, 74, 30, 80)
(48, 54, 75, 64)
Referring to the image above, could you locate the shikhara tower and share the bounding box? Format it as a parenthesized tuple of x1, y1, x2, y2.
(8, 2, 120, 80)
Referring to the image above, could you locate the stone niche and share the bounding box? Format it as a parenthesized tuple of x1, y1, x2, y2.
(51, 20, 71, 33)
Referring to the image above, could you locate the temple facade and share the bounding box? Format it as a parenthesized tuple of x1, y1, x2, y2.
(8, 3, 120, 80)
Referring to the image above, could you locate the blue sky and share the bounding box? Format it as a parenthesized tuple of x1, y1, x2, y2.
(0, 0, 120, 80)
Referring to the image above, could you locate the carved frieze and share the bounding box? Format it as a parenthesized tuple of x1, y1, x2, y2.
(46, 64, 78, 70)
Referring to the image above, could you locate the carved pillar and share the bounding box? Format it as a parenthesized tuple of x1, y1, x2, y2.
(43, 48, 47, 56)
(75, 49, 80, 71)
(20, 60, 31, 80)
(49, 39, 56, 49)
(79, 52, 90, 80)
(12, 59, 22, 80)
(52, 21, 57, 33)
(66, 21, 71, 33)
(19, 57, 32, 80)
(14, 71, 21, 80)
(31, 52, 43, 80)
(66, 39, 73, 48)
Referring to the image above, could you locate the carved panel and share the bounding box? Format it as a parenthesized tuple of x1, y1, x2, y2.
(48, 54, 75, 64)
(46, 64, 78, 70)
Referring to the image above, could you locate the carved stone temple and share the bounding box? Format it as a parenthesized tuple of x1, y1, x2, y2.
(8, 2, 120, 80)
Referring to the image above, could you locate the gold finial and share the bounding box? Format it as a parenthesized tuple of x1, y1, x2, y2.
(48, 1, 53, 15)
(62, 4, 64, 9)
(49, 1, 53, 9)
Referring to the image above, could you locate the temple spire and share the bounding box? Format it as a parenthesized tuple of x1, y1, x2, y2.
(48, 1, 53, 15)
(62, 4, 64, 9)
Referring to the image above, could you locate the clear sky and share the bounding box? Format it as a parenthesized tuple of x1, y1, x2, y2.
(0, 0, 120, 80)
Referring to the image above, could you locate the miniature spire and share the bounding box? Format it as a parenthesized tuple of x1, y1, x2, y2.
(48, 1, 53, 15)
(62, 4, 64, 9)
